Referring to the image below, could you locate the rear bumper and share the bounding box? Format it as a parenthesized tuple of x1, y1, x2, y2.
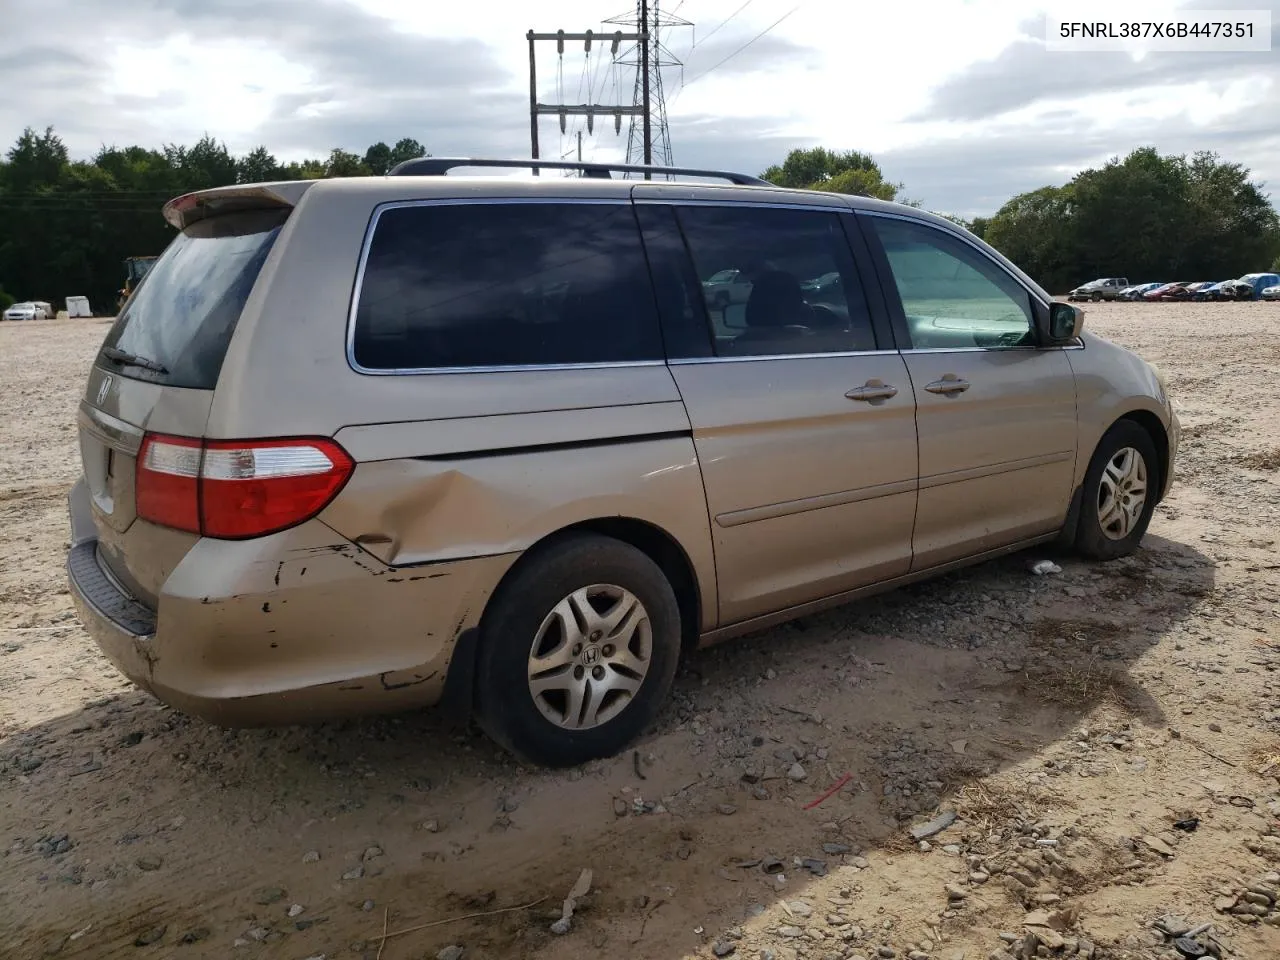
(66, 478, 516, 727)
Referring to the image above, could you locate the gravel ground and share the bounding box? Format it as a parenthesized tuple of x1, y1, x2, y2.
(1, 304, 1279, 960)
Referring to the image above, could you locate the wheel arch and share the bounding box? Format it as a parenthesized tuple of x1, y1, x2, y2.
(1057, 407, 1171, 550)
(1116, 409, 1169, 504)
(438, 516, 706, 726)
(506, 517, 703, 653)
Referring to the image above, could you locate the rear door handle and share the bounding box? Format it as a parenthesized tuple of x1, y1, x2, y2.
(845, 379, 899, 402)
(925, 375, 971, 395)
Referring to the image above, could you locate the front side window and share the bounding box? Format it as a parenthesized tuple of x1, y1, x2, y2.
(869, 217, 1035, 350)
(352, 201, 663, 370)
(675, 205, 876, 358)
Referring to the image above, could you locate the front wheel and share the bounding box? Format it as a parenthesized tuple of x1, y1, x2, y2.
(1075, 421, 1159, 560)
(474, 534, 682, 767)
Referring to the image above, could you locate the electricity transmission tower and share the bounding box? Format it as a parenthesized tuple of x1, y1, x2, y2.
(607, 1, 691, 171)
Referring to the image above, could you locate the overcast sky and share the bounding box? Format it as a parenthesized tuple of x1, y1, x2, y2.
(2, 0, 1277, 216)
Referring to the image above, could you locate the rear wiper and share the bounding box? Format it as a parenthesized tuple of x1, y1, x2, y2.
(101, 346, 169, 375)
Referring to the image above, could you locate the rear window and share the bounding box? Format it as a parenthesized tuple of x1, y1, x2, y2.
(99, 208, 288, 389)
(351, 201, 663, 371)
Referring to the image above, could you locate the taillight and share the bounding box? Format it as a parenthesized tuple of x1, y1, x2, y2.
(137, 435, 202, 534)
(135, 434, 354, 540)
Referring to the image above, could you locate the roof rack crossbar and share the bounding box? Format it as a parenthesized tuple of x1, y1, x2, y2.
(386, 156, 771, 187)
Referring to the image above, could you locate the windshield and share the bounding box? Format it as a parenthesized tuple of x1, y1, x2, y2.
(98, 208, 287, 389)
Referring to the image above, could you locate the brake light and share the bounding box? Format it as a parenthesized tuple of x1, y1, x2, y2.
(135, 434, 354, 539)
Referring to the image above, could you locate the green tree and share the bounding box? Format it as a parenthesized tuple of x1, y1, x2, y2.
(280, 158, 326, 180)
(164, 135, 238, 190)
(389, 137, 427, 167)
(6, 126, 68, 191)
(238, 146, 281, 183)
(981, 148, 1280, 292)
(983, 185, 1078, 291)
(363, 142, 393, 175)
(324, 148, 369, 178)
(761, 147, 900, 201)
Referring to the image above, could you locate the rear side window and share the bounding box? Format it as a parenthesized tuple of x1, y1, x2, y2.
(674, 205, 876, 358)
(352, 202, 663, 371)
(99, 208, 287, 389)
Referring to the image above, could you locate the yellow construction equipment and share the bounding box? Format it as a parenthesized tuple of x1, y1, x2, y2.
(117, 256, 158, 311)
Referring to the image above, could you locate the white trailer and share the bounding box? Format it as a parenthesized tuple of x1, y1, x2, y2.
(66, 296, 93, 318)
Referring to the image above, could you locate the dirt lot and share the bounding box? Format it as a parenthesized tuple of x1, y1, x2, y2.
(2, 304, 1279, 960)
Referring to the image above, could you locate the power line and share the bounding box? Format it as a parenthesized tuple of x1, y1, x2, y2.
(693, 0, 755, 49)
(680, 2, 802, 90)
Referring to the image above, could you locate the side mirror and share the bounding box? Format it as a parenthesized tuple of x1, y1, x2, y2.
(1042, 301, 1084, 343)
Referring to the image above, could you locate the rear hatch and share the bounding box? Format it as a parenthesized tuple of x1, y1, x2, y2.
(79, 196, 294, 606)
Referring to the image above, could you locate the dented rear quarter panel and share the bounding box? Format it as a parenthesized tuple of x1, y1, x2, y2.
(322, 400, 719, 632)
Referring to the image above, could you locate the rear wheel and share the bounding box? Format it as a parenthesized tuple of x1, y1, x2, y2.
(475, 534, 682, 767)
(1075, 420, 1159, 560)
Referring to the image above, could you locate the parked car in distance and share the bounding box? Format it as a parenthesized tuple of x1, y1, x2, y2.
(2, 301, 48, 321)
(65, 158, 1180, 768)
(1221, 273, 1280, 301)
(1067, 277, 1129, 301)
(1261, 283, 1280, 302)
(1143, 282, 1190, 301)
(1174, 282, 1215, 300)
(1119, 282, 1162, 301)
(1192, 281, 1231, 301)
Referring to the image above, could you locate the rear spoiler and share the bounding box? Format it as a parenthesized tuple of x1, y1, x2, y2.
(162, 181, 316, 230)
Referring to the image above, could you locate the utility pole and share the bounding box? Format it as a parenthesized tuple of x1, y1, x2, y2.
(640, 0, 651, 168)
(525, 28, 645, 173)
(527, 30, 539, 170)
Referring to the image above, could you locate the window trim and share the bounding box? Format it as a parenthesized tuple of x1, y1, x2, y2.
(344, 196, 667, 376)
(642, 198, 894, 362)
(858, 210, 1084, 353)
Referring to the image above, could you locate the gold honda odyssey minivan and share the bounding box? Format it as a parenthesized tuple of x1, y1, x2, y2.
(67, 158, 1179, 767)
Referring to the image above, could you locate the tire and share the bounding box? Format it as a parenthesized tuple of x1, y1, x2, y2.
(474, 533, 682, 767)
(1075, 420, 1159, 561)
(1090, 292, 1103, 302)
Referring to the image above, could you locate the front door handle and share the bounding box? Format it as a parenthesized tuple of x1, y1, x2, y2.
(925, 374, 971, 395)
(845, 379, 899, 402)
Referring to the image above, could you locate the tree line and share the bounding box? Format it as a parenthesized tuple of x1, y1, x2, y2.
(0, 128, 428, 311)
(761, 145, 1280, 293)
(2, 127, 1278, 312)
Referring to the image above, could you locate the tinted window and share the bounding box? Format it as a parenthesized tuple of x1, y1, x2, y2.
(675, 206, 875, 357)
(100, 208, 287, 389)
(353, 202, 663, 370)
(633, 203, 711, 360)
(869, 217, 1034, 349)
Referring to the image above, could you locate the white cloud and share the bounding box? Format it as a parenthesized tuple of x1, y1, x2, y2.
(2, 0, 1278, 214)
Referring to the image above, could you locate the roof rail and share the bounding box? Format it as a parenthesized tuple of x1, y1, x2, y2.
(386, 156, 771, 187)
